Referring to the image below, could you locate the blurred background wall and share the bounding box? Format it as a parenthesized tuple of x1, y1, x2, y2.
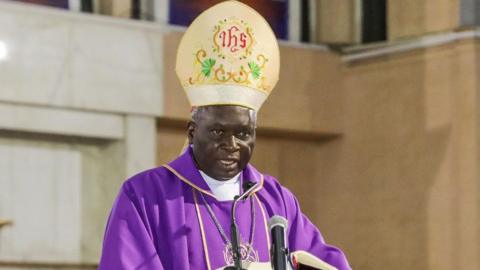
(0, 0, 478, 269)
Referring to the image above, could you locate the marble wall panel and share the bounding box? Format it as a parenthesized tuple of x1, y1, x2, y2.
(0, 131, 130, 265)
(0, 139, 82, 262)
(0, 1, 164, 116)
(0, 1, 164, 267)
(125, 115, 156, 177)
(78, 140, 126, 263)
(0, 102, 123, 140)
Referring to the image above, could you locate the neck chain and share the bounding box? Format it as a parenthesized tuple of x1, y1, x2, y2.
(198, 191, 257, 263)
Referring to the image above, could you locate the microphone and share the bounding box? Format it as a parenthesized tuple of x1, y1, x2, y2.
(242, 181, 255, 199)
(236, 180, 258, 201)
(268, 215, 289, 270)
(225, 181, 260, 270)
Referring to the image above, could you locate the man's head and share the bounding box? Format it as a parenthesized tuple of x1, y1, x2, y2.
(176, 2, 279, 178)
(187, 105, 257, 181)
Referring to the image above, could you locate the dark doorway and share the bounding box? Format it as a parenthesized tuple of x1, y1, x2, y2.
(362, 0, 387, 43)
(81, 0, 93, 12)
(300, 0, 310, 42)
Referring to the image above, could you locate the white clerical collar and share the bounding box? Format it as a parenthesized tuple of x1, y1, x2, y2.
(199, 170, 240, 201)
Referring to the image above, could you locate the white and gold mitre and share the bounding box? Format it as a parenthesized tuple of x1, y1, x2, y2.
(175, 0, 280, 111)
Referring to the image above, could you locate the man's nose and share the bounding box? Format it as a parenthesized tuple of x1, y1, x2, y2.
(224, 135, 240, 151)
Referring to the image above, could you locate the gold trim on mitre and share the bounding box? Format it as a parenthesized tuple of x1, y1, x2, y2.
(175, 0, 280, 111)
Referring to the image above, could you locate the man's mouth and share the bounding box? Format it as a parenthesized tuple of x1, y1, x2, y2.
(217, 159, 239, 169)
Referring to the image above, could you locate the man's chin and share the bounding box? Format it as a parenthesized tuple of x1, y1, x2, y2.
(213, 170, 241, 181)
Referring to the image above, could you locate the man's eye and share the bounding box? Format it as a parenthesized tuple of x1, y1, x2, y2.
(237, 131, 250, 138)
(211, 129, 224, 136)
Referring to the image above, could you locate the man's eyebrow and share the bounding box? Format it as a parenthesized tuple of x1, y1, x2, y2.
(208, 121, 253, 128)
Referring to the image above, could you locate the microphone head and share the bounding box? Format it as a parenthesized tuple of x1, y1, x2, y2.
(235, 181, 259, 202)
(268, 215, 288, 231)
(242, 180, 255, 191)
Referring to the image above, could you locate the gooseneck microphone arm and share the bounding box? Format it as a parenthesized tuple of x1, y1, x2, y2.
(230, 203, 242, 270)
(226, 181, 259, 270)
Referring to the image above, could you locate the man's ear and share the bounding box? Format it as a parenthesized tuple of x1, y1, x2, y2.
(187, 121, 196, 144)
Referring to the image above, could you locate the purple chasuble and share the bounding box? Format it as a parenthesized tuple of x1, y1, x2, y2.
(99, 148, 351, 270)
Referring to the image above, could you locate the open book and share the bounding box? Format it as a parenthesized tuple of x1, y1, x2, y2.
(290, 250, 338, 270)
(218, 251, 338, 270)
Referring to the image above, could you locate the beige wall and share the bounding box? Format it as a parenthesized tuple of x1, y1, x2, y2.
(313, 0, 460, 44)
(339, 40, 478, 269)
(477, 41, 480, 264)
(98, 0, 132, 18)
(158, 32, 480, 270)
(315, 0, 359, 44)
(388, 0, 460, 40)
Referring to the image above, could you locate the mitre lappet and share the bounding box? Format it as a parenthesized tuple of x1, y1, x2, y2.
(175, 0, 280, 111)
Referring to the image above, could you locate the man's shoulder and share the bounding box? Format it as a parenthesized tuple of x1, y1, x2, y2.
(125, 166, 170, 185)
(120, 165, 180, 198)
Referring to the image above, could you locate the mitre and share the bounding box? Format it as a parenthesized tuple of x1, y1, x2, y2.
(175, 0, 280, 111)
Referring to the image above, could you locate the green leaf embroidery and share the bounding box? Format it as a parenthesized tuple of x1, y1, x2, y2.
(201, 58, 216, 77)
(248, 62, 261, 79)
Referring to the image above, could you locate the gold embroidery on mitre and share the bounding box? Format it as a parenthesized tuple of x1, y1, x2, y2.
(186, 18, 270, 91)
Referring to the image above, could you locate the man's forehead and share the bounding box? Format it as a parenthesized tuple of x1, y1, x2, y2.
(196, 105, 255, 116)
(194, 105, 256, 124)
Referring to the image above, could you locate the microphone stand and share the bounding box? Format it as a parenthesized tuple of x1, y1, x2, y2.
(225, 182, 259, 270)
(230, 195, 242, 270)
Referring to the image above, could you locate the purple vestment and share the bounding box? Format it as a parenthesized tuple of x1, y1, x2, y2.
(99, 148, 351, 270)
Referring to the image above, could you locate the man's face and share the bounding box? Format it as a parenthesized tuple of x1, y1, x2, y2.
(188, 105, 256, 180)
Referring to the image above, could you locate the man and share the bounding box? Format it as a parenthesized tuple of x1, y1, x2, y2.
(99, 1, 351, 269)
